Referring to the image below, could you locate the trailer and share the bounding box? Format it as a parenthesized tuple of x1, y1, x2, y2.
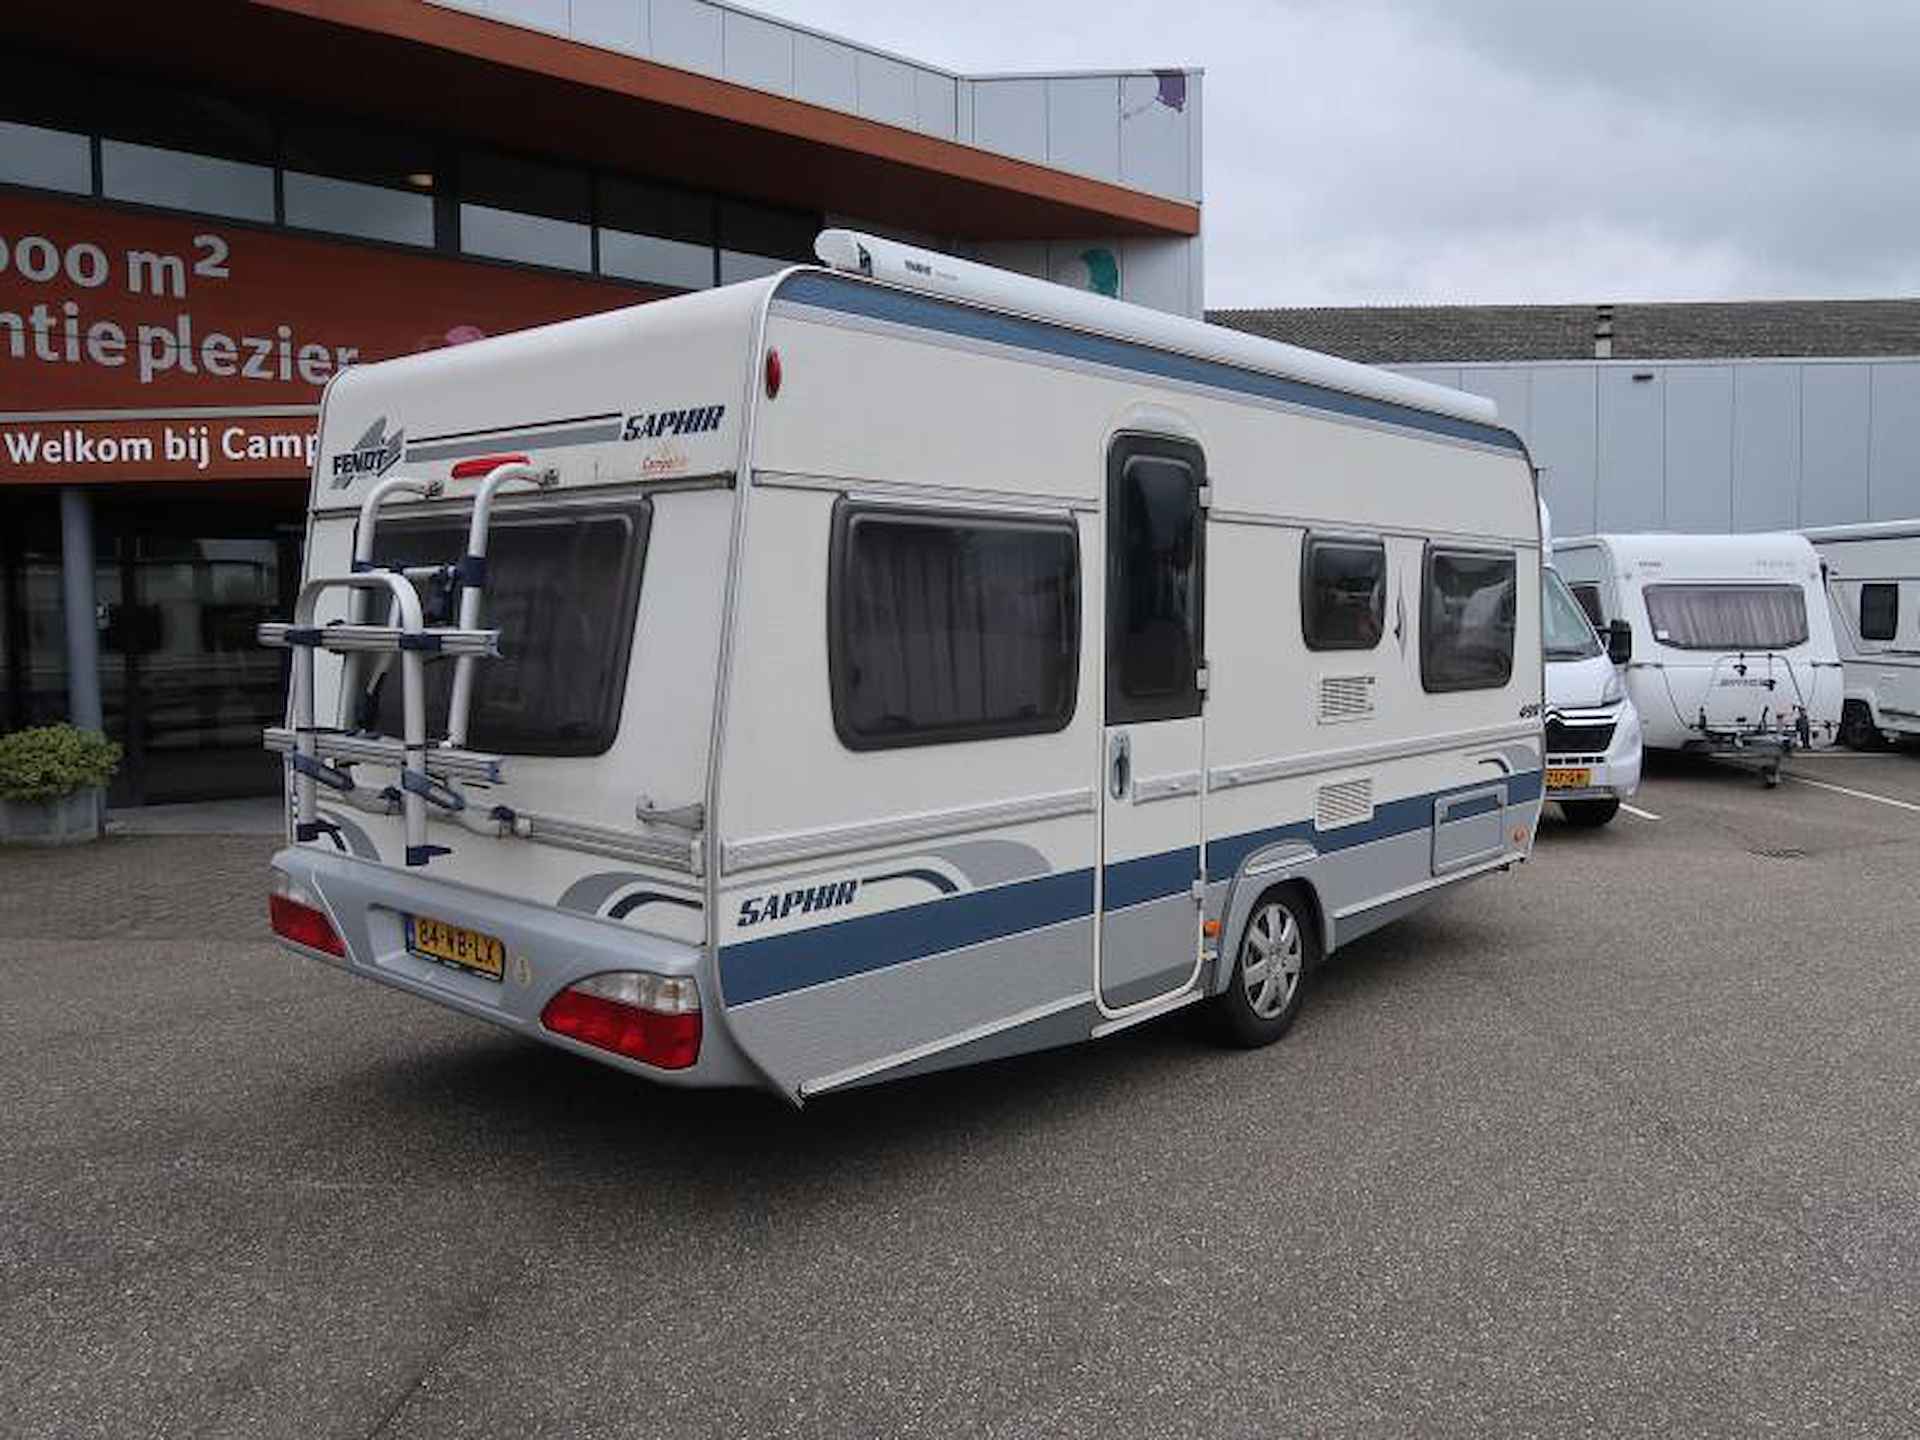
(261, 231, 1545, 1101)
(1554, 531, 1841, 785)
(1803, 521, 1920, 749)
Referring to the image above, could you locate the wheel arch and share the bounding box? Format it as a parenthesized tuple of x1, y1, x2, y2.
(1209, 845, 1329, 997)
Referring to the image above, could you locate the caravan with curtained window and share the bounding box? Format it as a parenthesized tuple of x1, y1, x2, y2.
(1802, 521, 1920, 750)
(259, 231, 1546, 1101)
(1553, 532, 1841, 785)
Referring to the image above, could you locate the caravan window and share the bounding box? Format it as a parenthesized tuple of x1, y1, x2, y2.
(829, 504, 1079, 750)
(1301, 536, 1386, 651)
(1860, 583, 1899, 642)
(1642, 584, 1808, 650)
(370, 500, 651, 756)
(1422, 547, 1516, 692)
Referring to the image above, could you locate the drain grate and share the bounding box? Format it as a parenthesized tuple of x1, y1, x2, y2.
(1749, 846, 1809, 860)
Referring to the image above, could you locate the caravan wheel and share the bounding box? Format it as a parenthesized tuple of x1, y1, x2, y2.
(1212, 886, 1319, 1048)
(1840, 701, 1885, 751)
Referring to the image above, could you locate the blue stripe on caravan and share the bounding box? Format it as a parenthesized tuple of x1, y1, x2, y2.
(726, 772, 1545, 1006)
(721, 868, 1095, 1006)
(1102, 846, 1199, 909)
(776, 271, 1527, 456)
(1440, 791, 1503, 821)
(1208, 771, 1543, 884)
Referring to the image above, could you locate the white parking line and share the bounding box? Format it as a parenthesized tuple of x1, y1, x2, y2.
(1619, 802, 1661, 821)
(1787, 774, 1920, 814)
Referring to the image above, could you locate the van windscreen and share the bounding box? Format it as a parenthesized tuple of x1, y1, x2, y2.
(1642, 583, 1807, 651)
(368, 499, 651, 755)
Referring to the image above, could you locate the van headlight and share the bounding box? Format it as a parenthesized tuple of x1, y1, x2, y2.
(1601, 674, 1625, 706)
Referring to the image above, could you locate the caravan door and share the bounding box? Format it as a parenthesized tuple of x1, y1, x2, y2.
(1098, 436, 1206, 1011)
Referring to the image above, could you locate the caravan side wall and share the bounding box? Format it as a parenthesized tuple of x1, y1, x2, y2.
(1806, 531, 1920, 740)
(713, 272, 1543, 1097)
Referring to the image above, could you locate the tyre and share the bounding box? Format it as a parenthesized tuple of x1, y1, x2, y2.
(1212, 885, 1320, 1048)
(1559, 797, 1620, 827)
(1840, 700, 1884, 751)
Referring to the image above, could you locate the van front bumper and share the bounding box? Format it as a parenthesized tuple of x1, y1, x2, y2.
(1546, 702, 1643, 803)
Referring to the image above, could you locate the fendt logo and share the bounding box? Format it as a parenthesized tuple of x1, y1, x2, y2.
(329, 417, 405, 489)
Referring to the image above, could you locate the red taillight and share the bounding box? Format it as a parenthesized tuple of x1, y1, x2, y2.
(541, 972, 701, 1070)
(764, 347, 781, 398)
(269, 891, 345, 957)
(450, 452, 530, 479)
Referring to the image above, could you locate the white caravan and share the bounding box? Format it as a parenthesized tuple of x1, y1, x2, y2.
(1553, 532, 1841, 784)
(261, 231, 1545, 1101)
(1538, 503, 1642, 825)
(1803, 521, 1920, 748)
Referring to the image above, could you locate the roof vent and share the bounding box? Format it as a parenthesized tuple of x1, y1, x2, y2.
(1594, 304, 1615, 360)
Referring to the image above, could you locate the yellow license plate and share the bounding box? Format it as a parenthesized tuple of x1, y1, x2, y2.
(1545, 767, 1593, 790)
(406, 915, 506, 980)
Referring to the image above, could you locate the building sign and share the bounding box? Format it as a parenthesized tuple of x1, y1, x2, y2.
(0, 191, 657, 483)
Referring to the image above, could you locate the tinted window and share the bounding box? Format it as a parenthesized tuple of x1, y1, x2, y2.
(1107, 451, 1203, 722)
(1570, 583, 1605, 627)
(1423, 548, 1516, 692)
(1643, 584, 1808, 651)
(100, 140, 274, 222)
(1302, 536, 1385, 650)
(1860, 582, 1899, 642)
(829, 505, 1079, 749)
(370, 501, 650, 755)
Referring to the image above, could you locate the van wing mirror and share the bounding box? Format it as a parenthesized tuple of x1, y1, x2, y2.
(1606, 619, 1633, 666)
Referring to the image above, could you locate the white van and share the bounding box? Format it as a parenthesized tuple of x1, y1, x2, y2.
(1553, 532, 1841, 784)
(1803, 521, 1920, 749)
(261, 232, 1545, 1101)
(1541, 565, 1643, 825)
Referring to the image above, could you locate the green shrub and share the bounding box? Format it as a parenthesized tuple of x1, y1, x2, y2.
(0, 725, 122, 802)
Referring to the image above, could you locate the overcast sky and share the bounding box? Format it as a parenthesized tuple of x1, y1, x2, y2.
(747, 0, 1920, 309)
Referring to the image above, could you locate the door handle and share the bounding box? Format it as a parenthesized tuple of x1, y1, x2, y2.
(1109, 733, 1132, 800)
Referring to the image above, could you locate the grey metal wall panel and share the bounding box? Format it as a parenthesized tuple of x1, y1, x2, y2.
(792, 31, 859, 111)
(1731, 366, 1800, 531)
(1663, 366, 1733, 532)
(1529, 367, 1599, 536)
(1597, 369, 1664, 531)
(1119, 73, 1191, 199)
(1869, 363, 1920, 521)
(914, 68, 958, 138)
(650, 0, 723, 75)
(722, 8, 793, 94)
(570, 0, 645, 52)
(855, 51, 918, 128)
(970, 78, 1048, 164)
(1047, 76, 1122, 183)
(1800, 365, 1872, 527)
(1456, 367, 1531, 436)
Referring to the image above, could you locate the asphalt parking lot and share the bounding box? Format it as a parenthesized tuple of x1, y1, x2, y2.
(5, 751, 1920, 1439)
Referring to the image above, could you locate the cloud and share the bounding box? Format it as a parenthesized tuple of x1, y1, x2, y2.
(744, 0, 1920, 307)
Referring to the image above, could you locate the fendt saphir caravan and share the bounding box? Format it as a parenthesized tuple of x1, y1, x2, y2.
(1803, 521, 1920, 749)
(1554, 532, 1841, 785)
(262, 232, 1546, 1101)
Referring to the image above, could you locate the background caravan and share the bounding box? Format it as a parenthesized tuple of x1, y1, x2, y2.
(1802, 521, 1920, 750)
(1553, 532, 1841, 785)
(261, 231, 1546, 1102)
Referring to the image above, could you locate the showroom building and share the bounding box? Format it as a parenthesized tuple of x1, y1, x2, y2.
(0, 0, 1203, 804)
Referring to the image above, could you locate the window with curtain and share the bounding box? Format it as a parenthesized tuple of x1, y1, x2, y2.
(830, 504, 1079, 749)
(1643, 584, 1808, 650)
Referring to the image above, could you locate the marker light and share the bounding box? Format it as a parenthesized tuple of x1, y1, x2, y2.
(269, 870, 345, 957)
(450, 453, 530, 479)
(764, 347, 782, 398)
(542, 971, 701, 1070)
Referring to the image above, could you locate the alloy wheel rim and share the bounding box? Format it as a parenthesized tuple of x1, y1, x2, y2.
(1240, 902, 1303, 1019)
